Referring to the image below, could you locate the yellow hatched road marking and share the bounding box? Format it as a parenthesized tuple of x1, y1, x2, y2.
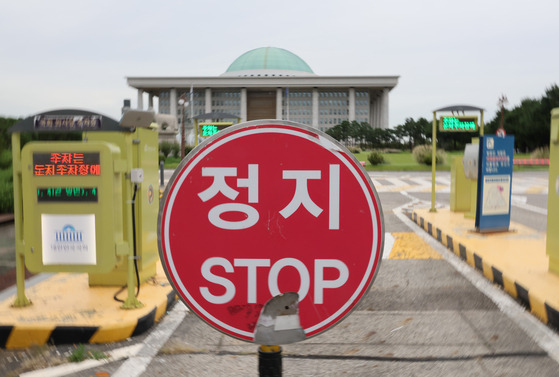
(388, 232, 443, 260)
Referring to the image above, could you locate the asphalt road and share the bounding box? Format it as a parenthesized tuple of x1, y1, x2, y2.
(3, 171, 558, 377)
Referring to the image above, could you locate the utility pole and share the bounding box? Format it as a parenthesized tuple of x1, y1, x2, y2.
(498, 94, 508, 131)
(178, 93, 188, 159)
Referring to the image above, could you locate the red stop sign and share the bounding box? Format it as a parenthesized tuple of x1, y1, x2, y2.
(159, 121, 383, 343)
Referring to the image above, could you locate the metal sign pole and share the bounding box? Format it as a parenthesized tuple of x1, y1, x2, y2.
(259, 345, 282, 377)
(11, 132, 31, 307)
(431, 111, 437, 212)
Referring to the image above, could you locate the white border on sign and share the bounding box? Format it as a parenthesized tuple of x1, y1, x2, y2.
(162, 127, 381, 338)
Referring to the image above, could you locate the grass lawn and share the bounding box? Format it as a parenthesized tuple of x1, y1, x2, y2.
(354, 150, 461, 171)
(161, 150, 547, 172)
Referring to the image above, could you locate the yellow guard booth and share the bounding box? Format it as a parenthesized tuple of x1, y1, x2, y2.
(10, 109, 159, 309)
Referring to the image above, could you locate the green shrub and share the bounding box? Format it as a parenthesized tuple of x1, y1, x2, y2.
(0, 149, 12, 169)
(348, 146, 362, 154)
(412, 145, 446, 165)
(68, 344, 108, 362)
(0, 176, 14, 213)
(367, 150, 385, 165)
(170, 142, 180, 158)
(159, 141, 172, 158)
(530, 147, 549, 159)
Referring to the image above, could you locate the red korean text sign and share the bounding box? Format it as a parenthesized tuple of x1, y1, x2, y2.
(159, 122, 383, 342)
(33, 152, 101, 176)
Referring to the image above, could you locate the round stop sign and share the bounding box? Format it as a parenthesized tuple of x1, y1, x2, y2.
(159, 121, 383, 343)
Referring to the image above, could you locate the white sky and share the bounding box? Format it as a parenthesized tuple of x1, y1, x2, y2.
(1, 0, 557, 127)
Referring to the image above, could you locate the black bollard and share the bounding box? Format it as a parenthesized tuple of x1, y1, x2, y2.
(258, 345, 282, 377)
(160, 160, 164, 187)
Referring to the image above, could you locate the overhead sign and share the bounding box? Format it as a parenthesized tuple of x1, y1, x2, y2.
(439, 116, 478, 132)
(475, 135, 515, 232)
(159, 121, 384, 344)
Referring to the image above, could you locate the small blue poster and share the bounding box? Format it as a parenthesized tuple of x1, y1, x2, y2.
(475, 135, 515, 232)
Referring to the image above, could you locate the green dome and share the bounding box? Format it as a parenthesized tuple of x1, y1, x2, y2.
(223, 47, 314, 76)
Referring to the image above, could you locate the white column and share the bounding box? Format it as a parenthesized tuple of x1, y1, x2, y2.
(369, 95, 375, 127)
(170, 88, 177, 118)
(148, 93, 154, 111)
(376, 97, 381, 128)
(205, 88, 212, 114)
(241, 88, 247, 122)
(372, 95, 379, 128)
(348, 88, 356, 122)
(381, 88, 389, 129)
(312, 88, 319, 128)
(137, 89, 144, 110)
(276, 88, 283, 119)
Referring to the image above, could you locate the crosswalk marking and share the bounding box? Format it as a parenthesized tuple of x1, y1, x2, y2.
(369, 173, 548, 194)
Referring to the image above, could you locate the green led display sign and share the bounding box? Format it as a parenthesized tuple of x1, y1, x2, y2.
(37, 187, 98, 202)
(199, 122, 234, 137)
(439, 116, 478, 132)
(202, 125, 219, 136)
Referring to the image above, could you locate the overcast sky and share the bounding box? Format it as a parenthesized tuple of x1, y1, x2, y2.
(1, 0, 557, 127)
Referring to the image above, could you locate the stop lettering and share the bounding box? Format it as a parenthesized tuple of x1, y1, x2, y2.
(159, 121, 383, 342)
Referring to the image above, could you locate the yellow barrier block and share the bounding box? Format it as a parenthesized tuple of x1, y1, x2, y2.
(6, 326, 53, 349)
(90, 322, 136, 344)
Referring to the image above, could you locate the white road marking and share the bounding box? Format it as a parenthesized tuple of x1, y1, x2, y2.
(112, 302, 188, 377)
(383, 233, 395, 259)
(20, 344, 143, 377)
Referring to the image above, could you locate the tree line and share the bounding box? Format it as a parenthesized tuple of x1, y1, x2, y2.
(326, 84, 559, 152)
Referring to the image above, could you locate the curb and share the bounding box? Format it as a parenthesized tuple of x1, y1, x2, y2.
(409, 210, 559, 332)
(0, 287, 177, 349)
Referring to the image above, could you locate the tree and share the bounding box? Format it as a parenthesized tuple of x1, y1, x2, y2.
(0, 117, 20, 151)
(396, 117, 430, 151)
(485, 84, 559, 152)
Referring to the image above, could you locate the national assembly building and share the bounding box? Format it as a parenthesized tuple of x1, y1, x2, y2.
(126, 47, 399, 142)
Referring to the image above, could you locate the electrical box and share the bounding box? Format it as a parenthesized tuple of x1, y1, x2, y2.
(86, 128, 159, 286)
(463, 143, 479, 180)
(21, 141, 125, 273)
(450, 157, 471, 212)
(19, 128, 159, 286)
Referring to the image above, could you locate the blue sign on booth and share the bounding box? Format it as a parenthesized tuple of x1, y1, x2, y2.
(475, 135, 515, 232)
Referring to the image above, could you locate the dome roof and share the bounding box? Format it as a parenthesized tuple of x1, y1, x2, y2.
(222, 47, 315, 77)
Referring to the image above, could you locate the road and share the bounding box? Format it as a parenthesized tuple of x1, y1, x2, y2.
(3, 171, 558, 377)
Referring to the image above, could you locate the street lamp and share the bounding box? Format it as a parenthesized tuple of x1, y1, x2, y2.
(178, 94, 188, 159)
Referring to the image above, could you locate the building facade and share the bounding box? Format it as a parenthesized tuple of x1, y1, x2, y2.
(127, 47, 399, 141)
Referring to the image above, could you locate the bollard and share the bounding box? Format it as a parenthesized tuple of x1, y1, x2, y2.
(258, 345, 282, 377)
(160, 160, 164, 187)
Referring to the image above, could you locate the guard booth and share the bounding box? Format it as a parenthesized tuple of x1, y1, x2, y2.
(431, 105, 485, 214)
(9, 109, 159, 308)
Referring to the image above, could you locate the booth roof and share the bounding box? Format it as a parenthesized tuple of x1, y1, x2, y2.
(434, 105, 485, 112)
(8, 109, 124, 133)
